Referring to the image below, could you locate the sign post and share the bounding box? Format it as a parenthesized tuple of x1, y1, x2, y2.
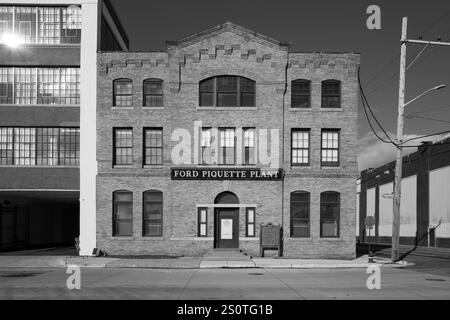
(365, 216, 376, 263)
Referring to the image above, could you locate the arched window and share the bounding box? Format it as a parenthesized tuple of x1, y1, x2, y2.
(321, 79, 341, 108)
(113, 78, 132, 107)
(143, 190, 163, 237)
(113, 190, 133, 236)
(199, 76, 255, 107)
(143, 79, 163, 107)
(291, 79, 311, 108)
(214, 191, 239, 204)
(320, 191, 340, 237)
(290, 191, 310, 237)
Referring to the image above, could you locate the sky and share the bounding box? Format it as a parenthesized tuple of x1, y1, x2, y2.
(110, 0, 450, 171)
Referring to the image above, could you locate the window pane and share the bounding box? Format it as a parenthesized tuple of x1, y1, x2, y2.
(61, 6, 81, 44)
(115, 220, 132, 236)
(322, 80, 341, 108)
(39, 7, 61, 45)
(291, 221, 309, 237)
(247, 224, 254, 236)
(321, 221, 337, 237)
(292, 80, 310, 108)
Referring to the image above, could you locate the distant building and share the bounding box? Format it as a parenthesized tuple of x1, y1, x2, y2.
(96, 22, 360, 258)
(358, 136, 450, 248)
(0, 0, 128, 254)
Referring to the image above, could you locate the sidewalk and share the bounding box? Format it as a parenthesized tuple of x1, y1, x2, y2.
(0, 254, 410, 269)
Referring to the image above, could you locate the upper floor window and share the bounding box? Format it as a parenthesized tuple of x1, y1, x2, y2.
(291, 129, 310, 166)
(320, 191, 340, 237)
(291, 79, 311, 108)
(0, 6, 81, 45)
(143, 128, 163, 165)
(321, 80, 341, 108)
(219, 128, 235, 165)
(243, 128, 255, 165)
(200, 127, 212, 165)
(0, 67, 80, 105)
(0, 127, 79, 166)
(321, 129, 340, 167)
(199, 76, 255, 107)
(143, 79, 163, 107)
(113, 128, 133, 165)
(113, 79, 132, 107)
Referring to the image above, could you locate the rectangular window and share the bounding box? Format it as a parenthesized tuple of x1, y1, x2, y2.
(143, 191, 163, 237)
(201, 127, 212, 165)
(113, 128, 133, 166)
(0, 67, 79, 105)
(59, 128, 80, 166)
(290, 192, 310, 237)
(143, 79, 163, 107)
(291, 129, 310, 166)
(217, 76, 238, 107)
(0, 6, 81, 45)
(199, 78, 214, 106)
(246, 208, 255, 237)
(113, 79, 133, 107)
(321, 80, 341, 108)
(0, 67, 13, 104)
(0, 128, 13, 165)
(15, 7, 37, 44)
(243, 128, 255, 165)
(198, 207, 207, 237)
(0, 7, 14, 44)
(113, 191, 133, 237)
(219, 128, 235, 165)
(38, 7, 61, 44)
(320, 192, 340, 237)
(14, 127, 36, 165)
(291, 80, 311, 108)
(0, 127, 79, 166)
(61, 6, 81, 44)
(36, 127, 59, 165)
(15, 68, 37, 105)
(321, 129, 340, 167)
(144, 128, 163, 165)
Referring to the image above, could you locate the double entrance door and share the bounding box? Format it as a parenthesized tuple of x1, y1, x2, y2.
(214, 208, 239, 249)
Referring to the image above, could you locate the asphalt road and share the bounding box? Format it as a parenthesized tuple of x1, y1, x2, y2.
(0, 266, 449, 300)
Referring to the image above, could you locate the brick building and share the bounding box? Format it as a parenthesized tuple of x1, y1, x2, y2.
(96, 22, 360, 258)
(358, 136, 450, 248)
(0, 0, 128, 254)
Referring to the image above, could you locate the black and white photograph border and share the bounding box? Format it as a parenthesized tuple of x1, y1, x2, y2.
(0, 0, 449, 307)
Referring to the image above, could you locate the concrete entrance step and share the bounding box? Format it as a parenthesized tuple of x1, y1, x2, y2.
(200, 249, 255, 268)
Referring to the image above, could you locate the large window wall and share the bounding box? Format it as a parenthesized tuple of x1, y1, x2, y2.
(0, 5, 81, 45)
(0, 67, 80, 105)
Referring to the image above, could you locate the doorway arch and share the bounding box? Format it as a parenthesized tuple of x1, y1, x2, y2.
(214, 191, 239, 204)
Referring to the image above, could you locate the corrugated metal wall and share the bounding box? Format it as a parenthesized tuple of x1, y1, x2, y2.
(379, 182, 393, 236)
(400, 175, 417, 237)
(430, 166, 450, 238)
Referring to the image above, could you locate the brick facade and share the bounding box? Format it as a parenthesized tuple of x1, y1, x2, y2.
(96, 22, 360, 258)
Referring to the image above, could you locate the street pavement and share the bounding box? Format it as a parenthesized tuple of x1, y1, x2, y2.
(0, 266, 449, 299)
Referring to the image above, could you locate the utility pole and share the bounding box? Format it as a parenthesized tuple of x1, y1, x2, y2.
(392, 17, 449, 262)
(392, 17, 407, 262)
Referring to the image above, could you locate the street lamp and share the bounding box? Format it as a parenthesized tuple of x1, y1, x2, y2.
(404, 84, 446, 108)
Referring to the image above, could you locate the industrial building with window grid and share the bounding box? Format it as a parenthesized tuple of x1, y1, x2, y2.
(96, 22, 360, 258)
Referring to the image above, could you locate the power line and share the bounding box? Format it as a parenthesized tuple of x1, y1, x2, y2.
(408, 104, 450, 115)
(405, 114, 450, 124)
(401, 129, 450, 144)
(417, 9, 450, 37)
(358, 67, 397, 145)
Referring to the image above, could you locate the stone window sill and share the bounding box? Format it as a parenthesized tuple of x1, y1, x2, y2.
(196, 106, 257, 111)
(142, 106, 164, 110)
(112, 106, 134, 110)
(319, 108, 343, 112)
